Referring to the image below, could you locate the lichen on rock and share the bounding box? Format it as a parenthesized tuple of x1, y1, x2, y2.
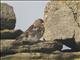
(43, 1, 80, 45)
(0, 3, 16, 30)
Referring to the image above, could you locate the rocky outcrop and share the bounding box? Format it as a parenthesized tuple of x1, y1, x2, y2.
(0, 1, 80, 60)
(0, 3, 23, 39)
(43, 1, 80, 48)
(1, 52, 80, 60)
(0, 40, 80, 60)
(0, 3, 16, 30)
(0, 40, 61, 56)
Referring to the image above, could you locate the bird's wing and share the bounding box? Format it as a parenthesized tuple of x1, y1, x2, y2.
(25, 25, 34, 32)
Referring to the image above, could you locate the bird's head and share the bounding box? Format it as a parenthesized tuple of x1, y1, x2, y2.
(33, 18, 44, 27)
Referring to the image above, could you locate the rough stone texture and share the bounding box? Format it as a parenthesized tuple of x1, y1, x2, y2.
(0, 3, 16, 30)
(0, 39, 80, 60)
(0, 40, 79, 59)
(43, 1, 80, 44)
(0, 40, 62, 56)
(1, 52, 80, 60)
(0, 29, 23, 39)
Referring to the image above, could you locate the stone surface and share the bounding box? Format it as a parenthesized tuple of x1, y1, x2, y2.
(0, 29, 23, 39)
(0, 39, 80, 60)
(43, 1, 80, 44)
(1, 52, 80, 60)
(0, 3, 16, 30)
(0, 39, 62, 57)
(0, 1, 80, 60)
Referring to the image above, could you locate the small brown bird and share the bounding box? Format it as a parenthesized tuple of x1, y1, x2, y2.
(15, 18, 45, 45)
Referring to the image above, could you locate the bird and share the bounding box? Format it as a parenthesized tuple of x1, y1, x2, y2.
(14, 18, 45, 45)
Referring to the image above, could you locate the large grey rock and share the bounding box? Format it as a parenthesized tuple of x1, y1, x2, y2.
(0, 3, 16, 30)
(43, 1, 80, 44)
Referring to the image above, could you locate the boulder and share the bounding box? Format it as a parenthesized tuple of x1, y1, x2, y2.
(0, 39, 62, 56)
(1, 52, 80, 60)
(0, 29, 23, 39)
(0, 3, 16, 30)
(43, 1, 80, 47)
(0, 40, 80, 60)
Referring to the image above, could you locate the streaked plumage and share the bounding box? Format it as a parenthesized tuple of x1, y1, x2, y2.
(15, 18, 45, 44)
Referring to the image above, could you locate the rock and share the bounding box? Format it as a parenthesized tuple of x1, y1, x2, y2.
(1, 52, 80, 60)
(43, 1, 80, 48)
(11, 41, 60, 53)
(0, 40, 80, 60)
(0, 3, 16, 30)
(0, 40, 15, 55)
(0, 39, 62, 56)
(0, 29, 23, 39)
